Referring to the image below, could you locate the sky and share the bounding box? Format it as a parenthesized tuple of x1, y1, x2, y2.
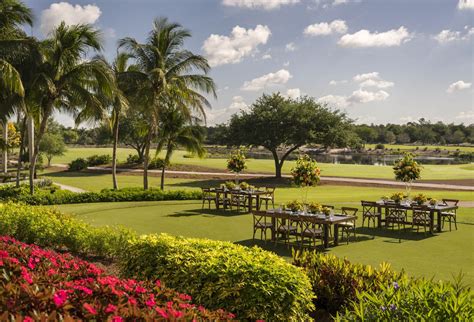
(23, 0, 474, 127)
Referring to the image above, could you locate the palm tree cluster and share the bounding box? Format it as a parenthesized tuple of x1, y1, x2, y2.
(0, 0, 215, 192)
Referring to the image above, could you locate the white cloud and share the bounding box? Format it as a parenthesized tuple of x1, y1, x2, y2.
(222, 0, 300, 10)
(447, 80, 472, 93)
(338, 26, 412, 48)
(241, 69, 292, 91)
(318, 94, 350, 108)
(353, 72, 394, 89)
(286, 88, 301, 99)
(40, 2, 102, 35)
(347, 89, 389, 104)
(304, 20, 348, 36)
(329, 79, 348, 85)
(262, 54, 272, 60)
(332, 0, 349, 5)
(455, 111, 474, 122)
(458, 0, 474, 10)
(202, 25, 271, 67)
(207, 96, 249, 124)
(433, 27, 474, 44)
(285, 42, 297, 51)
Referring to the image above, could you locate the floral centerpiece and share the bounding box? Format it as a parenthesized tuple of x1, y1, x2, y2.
(307, 201, 322, 214)
(393, 153, 422, 197)
(223, 181, 236, 190)
(390, 192, 405, 204)
(286, 200, 303, 212)
(227, 149, 247, 183)
(412, 193, 428, 205)
(429, 198, 438, 206)
(322, 206, 332, 217)
(239, 181, 250, 190)
(291, 154, 321, 211)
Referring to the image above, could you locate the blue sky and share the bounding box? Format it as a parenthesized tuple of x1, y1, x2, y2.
(23, 0, 473, 126)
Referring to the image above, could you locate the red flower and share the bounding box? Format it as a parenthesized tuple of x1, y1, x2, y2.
(53, 290, 68, 307)
(83, 303, 97, 315)
(20, 266, 33, 284)
(105, 303, 117, 313)
(0, 250, 8, 258)
(155, 307, 168, 318)
(128, 297, 137, 305)
(111, 316, 123, 322)
(179, 293, 192, 301)
(155, 279, 161, 288)
(135, 285, 146, 294)
(145, 296, 156, 308)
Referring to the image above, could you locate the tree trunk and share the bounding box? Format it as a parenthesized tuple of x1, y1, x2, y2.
(160, 165, 165, 190)
(27, 116, 35, 194)
(143, 129, 153, 190)
(29, 110, 50, 194)
(270, 149, 282, 178)
(112, 115, 120, 190)
(2, 121, 8, 174)
(16, 116, 26, 187)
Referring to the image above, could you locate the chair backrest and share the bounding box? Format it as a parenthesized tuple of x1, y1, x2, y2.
(442, 199, 459, 206)
(266, 187, 276, 193)
(201, 188, 211, 197)
(341, 207, 358, 217)
(322, 204, 335, 209)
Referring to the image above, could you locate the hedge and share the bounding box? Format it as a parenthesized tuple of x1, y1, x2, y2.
(0, 203, 314, 319)
(119, 234, 315, 320)
(0, 236, 234, 320)
(0, 185, 201, 205)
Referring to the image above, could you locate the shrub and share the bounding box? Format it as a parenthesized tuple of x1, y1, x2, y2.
(86, 154, 112, 166)
(69, 158, 88, 171)
(126, 154, 141, 164)
(0, 185, 201, 205)
(120, 234, 315, 320)
(148, 157, 168, 170)
(0, 236, 234, 320)
(293, 251, 402, 314)
(375, 143, 385, 150)
(337, 275, 473, 321)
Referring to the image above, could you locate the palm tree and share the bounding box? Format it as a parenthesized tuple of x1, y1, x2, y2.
(118, 17, 216, 190)
(156, 104, 205, 190)
(27, 22, 113, 193)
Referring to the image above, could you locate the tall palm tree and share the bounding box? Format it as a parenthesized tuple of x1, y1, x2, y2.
(118, 17, 216, 190)
(156, 104, 205, 190)
(27, 22, 113, 193)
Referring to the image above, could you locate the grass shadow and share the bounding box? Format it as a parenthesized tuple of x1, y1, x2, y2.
(355, 226, 435, 241)
(168, 177, 293, 189)
(167, 208, 250, 218)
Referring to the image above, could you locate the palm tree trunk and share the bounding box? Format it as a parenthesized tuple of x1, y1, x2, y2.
(160, 164, 165, 190)
(29, 110, 50, 194)
(27, 116, 35, 194)
(16, 115, 26, 187)
(2, 121, 8, 174)
(112, 115, 120, 190)
(143, 129, 153, 190)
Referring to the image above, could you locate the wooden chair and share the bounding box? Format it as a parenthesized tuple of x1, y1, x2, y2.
(299, 216, 323, 249)
(386, 206, 407, 243)
(441, 199, 459, 231)
(259, 187, 276, 210)
(252, 211, 274, 243)
(215, 188, 231, 210)
(230, 190, 247, 212)
(201, 188, 215, 209)
(361, 201, 381, 228)
(411, 205, 431, 235)
(274, 212, 298, 247)
(339, 207, 358, 244)
(321, 205, 335, 236)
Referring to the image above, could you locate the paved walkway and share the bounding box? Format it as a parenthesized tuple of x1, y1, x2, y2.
(54, 183, 87, 193)
(82, 166, 474, 191)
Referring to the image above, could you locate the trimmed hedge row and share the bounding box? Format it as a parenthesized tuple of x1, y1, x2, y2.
(0, 203, 314, 320)
(0, 185, 201, 205)
(120, 234, 315, 321)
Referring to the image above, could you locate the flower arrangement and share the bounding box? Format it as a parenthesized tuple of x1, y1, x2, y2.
(222, 181, 237, 190)
(393, 153, 422, 196)
(390, 192, 405, 203)
(286, 200, 303, 212)
(412, 193, 428, 205)
(322, 207, 332, 216)
(429, 198, 438, 206)
(291, 155, 321, 187)
(0, 236, 234, 320)
(239, 181, 250, 190)
(307, 201, 322, 214)
(227, 149, 247, 183)
(381, 195, 390, 202)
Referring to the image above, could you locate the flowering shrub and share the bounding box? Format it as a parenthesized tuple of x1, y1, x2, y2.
(120, 234, 315, 320)
(0, 236, 234, 320)
(291, 154, 321, 187)
(293, 251, 402, 315)
(337, 275, 473, 321)
(226, 149, 246, 173)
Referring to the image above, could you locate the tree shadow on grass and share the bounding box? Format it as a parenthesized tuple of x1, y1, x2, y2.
(42, 170, 105, 179)
(168, 177, 293, 189)
(166, 208, 250, 218)
(355, 226, 436, 242)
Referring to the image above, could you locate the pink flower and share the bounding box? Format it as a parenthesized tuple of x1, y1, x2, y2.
(105, 303, 117, 313)
(155, 307, 168, 318)
(111, 316, 123, 322)
(23, 317, 34, 322)
(74, 285, 93, 295)
(53, 290, 68, 307)
(145, 296, 156, 308)
(135, 285, 146, 294)
(128, 297, 137, 305)
(83, 303, 97, 315)
(155, 280, 161, 288)
(0, 250, 8, 258)
(172, 310, 184, 318)
(47, 268, 57, 276)
(179, 293, 192, 301)
(20, 266, 33, 284)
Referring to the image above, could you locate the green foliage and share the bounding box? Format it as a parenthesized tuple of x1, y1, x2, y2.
(337, 275, 474, 321)
(393, 153, 422, 183)
(68, 158, 88, 171)
(375, 143, 385, 150)
(39, 132, 67, 166)
(0, 185, 201, 205)
(293, 251, 403, 315)
(120, 234, 315, 320)
(86, 154, 111, 166)
(126, 153, 141, 164)
(291, 154, 321, 187)
(148, 157, 168, 170)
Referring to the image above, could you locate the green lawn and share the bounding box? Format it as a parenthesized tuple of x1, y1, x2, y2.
(56, 190, 474, 285)
(50, 147, 474, 181)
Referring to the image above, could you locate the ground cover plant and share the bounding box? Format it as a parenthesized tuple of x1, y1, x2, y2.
(0, 236, 234, 320)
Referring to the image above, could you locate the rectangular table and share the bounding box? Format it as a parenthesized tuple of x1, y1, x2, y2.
(375, 201, 458, 233)
(266, 209, 357, 248)
(213, 188, 267, 212)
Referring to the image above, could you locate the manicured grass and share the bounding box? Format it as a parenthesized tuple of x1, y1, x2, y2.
(50, 147, 473, 181)
(56, 192, 474, 285)
(365, 144, 474, 152)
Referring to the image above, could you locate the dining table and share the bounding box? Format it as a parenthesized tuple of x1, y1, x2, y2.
(213, 188, 267, 212)
(375, 201, 458, 233)
(266, 209, 357, 248)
